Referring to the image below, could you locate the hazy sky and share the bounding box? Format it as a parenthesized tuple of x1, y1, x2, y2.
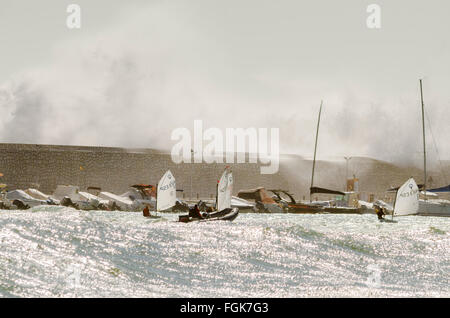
(1, 0, 449, 166)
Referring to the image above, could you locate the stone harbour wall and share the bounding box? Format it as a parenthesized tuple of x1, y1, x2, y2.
(1, 143, 449, 202)
(0, 143, 289, 199)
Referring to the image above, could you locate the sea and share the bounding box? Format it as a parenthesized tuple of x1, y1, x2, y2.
(0, 206, 448, 297)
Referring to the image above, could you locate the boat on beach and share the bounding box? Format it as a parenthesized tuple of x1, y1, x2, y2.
(98, 191, 135, 211)
(323, 206, 362, 214)
(5, 189, 58, 209)
(414, 79, 450, 217)
(418, 198, 450, 217)
(0, 184, 59, 209)
(52, 185, 109, 210)
(121, 184, 156, 211)
(237, 187, 285, 213)
(268, 189, 323, 213)
(291, 101, 360, 214)
(230, 196, 255, 213)
(24, 188, 60, 204)
(310, 187, 362, 214)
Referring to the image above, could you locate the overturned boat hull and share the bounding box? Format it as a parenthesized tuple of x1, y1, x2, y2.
(6, 190, 54, 209)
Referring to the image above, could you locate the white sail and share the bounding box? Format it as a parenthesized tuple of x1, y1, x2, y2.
(393, 178, 419, 216)
(217, 167, 232, 211)
(156, 170, 176, 212)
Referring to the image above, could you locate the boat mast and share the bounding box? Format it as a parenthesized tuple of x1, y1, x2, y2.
(419, 79, 427, 201)
(215, 180, 218, 210)
(310, 100, 323, 202)
(392, 189, 397, 221)
(155, 183, 158, 212)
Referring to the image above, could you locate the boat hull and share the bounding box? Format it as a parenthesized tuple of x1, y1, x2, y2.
(417, 200, 450, 217)
(285, 203, 324, 214)
(379, 218, 398, 223)
(178, 208, 239, 223)
(323, 207, 362, 214)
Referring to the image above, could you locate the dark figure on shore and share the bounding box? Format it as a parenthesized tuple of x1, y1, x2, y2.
(375, 205, 385, 220)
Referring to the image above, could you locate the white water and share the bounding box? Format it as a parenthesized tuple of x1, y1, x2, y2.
(0, 206, 449, 297)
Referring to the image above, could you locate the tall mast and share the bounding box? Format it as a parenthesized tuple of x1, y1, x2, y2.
(310, 100, 323, 202)
(419, 79, 427, 201)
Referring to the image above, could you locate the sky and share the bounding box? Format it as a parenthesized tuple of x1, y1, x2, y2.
(0, 0, 449, 167)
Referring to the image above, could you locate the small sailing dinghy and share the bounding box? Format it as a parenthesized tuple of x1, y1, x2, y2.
(381, 178, 419, 222)
(144, 170, 177, 218)
(178, 167, 239, 223)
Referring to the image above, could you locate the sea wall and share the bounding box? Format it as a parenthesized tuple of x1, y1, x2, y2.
(1, 143, 449, 202)
(0, 143, 288, 199)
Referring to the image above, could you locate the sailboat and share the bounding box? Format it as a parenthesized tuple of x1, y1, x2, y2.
(178, 167, 239, 222)
(301, 101, 360, 214)
(385, 177, 420, 222)
(143, 170, 176, 218)
(416, 79, 450, 216)
(216, 166, 233, 211)
(156, 170, 177, 212)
